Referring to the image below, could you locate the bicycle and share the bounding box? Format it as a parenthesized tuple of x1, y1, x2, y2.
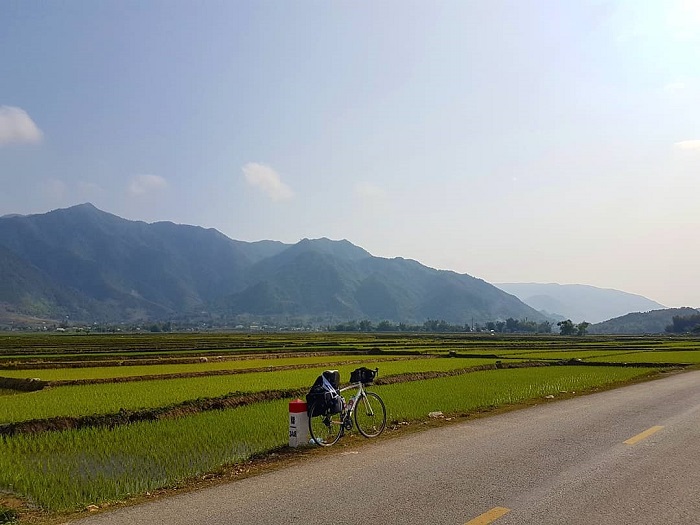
(308, 367, 387, 447)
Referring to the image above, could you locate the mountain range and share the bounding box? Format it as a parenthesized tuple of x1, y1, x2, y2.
(495, 283, 666, 324)
(0, 204, 546, 327)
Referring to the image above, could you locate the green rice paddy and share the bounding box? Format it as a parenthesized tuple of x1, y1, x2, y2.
(0, 332, 698, 517)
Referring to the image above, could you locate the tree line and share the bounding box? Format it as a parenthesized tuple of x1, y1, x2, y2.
(666, 314, 700, 333)
(330, 318, 553, 334)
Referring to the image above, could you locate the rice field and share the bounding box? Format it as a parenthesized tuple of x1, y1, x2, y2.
(0, 354, 404, 382)
(0, 400, 287, 512)
(379, 366, 657, 421)
(1, 332, 698, 519)
(582, 350, 700, 364)
(0, 358, 506, 424)
(0, 366, 656, 512)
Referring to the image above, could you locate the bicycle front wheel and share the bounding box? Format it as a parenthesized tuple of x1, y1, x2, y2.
(354, 391, 386, 438)
(308, 403, 343, 446)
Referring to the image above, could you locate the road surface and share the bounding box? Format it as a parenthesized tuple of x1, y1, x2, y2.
(71, 369, 700, 524)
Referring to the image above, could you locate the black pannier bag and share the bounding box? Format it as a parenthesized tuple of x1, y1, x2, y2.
(306, 370, 343, 417)
(350, 367, 376, 384)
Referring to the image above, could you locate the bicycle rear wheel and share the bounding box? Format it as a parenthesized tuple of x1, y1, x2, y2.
(308, 402, 343, 446)
(354, 391, 386, 438)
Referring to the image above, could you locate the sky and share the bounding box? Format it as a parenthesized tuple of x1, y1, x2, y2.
(1, 0, 699, 308)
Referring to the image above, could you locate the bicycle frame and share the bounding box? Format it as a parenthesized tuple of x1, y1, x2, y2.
(339, 383, 365, 418)
(339, 381, 371, 425)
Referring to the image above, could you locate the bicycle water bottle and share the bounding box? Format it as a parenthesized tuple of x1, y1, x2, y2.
(347, 398, 354, 411)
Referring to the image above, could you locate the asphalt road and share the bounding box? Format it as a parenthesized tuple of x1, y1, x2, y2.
(71, 369, 700, 525)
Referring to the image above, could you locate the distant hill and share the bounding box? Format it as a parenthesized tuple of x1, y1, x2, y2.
(588, 307, 700, 335)
(495, 283, 665, 324)
(0, 204, 545, 326)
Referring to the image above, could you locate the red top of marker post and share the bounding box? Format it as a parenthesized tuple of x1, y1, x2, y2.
(289, 399, 307, 413)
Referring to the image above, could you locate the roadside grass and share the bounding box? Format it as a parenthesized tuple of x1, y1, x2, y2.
(0, 389, 19, 397)
(0, 506, 18, 524)
(0, 400, 287, 512)
(378, 366, 658, 422)
(0, 365, 658, 513)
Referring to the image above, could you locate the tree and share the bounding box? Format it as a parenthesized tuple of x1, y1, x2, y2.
(557, 319, 576, 336)
(376, 320, 395, 332)
(358, 320, 373, 332)
(576, 321, 590, 336)
(505, 318, 519, 332)
(537, 321, 552, 334)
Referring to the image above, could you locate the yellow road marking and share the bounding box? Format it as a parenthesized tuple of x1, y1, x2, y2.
(465, 507, 511, 525)
(624, 425, 664, 445)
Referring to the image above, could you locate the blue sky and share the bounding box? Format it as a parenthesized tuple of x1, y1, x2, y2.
(1, 0, 699, 308)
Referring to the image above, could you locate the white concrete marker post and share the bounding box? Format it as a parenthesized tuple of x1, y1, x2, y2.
(288, 399, 309, 447)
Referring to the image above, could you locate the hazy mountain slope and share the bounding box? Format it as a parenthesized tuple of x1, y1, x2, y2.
(355, 257, 544, 324)
(230, 239, 289, 264)
(0, 244, 95, 320)
(496, 283, 665, 323)
(0, 204, 547, 325)
(222, 244, 365, 319)
(221, 241, 545, 324)
(0, 204, 255, 319)
(589, 307, 700, 335)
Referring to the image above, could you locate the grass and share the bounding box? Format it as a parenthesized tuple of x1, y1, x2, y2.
(0, 400, 288, 512)
(583, 350, 700, 364)
(378, 366, 658, 422)
(0, 389, 19, 397)
(492, 350, 644, 360)
(0, 358, 506, 424)
(0, 365, 658, 513)
(0, 354, 402, 381)
(0, 332, 468, 360)
(1, 332, 696, 521)
(0, 506, 18, 524)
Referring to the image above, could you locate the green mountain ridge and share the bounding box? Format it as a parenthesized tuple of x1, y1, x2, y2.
(0, 204, 546, 326)
(588, 307, 700, 335)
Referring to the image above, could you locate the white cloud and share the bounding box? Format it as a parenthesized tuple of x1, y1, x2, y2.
(0, 106, 43, 145)
(128, 174, 168, 196)
(242, 163, 294, 201)
(674, 140, 700, 150)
